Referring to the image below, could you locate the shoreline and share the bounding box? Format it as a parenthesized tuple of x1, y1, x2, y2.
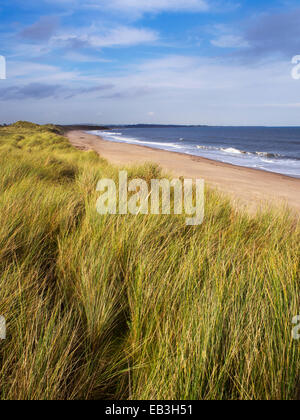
(90, 131, 300, 180)
(67, 130, 300, 214)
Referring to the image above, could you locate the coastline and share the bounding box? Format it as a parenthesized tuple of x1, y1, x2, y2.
(67, 130, 300, 214)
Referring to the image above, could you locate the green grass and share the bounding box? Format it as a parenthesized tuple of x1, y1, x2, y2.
(0, 121, 299, 400)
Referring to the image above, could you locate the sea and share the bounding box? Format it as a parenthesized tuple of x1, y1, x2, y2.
(87, 126, 300, 178)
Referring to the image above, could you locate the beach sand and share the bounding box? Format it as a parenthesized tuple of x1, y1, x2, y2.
(67, 130, 300, 214)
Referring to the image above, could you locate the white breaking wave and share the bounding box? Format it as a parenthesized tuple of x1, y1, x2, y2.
(94, 131, 123, 136)
(197, 145, 247, 154)
(221, 147, 246, 154)
(89, 130, 185, 150)
(196, 145, 285, 159)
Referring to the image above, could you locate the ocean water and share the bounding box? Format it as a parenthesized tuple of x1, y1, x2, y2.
(87, 126, 300, 178)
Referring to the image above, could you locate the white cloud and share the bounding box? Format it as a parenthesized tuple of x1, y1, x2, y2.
(44, 0, 210, 17)
(101, 0, 209, 14)
(4, 51, 300, 126)
(138, 55, 198, 71)
(211, 34, 249, 48)
(89, 26, 158, 47)
(51, 26, 158, 48)
(7, 61, 81, 83)
(64, 52, 112, 63)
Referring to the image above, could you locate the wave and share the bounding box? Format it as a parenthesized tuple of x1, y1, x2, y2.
(221, 147, 247, 155)
(93, 131, 185, 150)
(255, 151, 281, 158)
(196, 145, 298, 160)
(97, 131, 123, 136)
(197, 145, 247, 154)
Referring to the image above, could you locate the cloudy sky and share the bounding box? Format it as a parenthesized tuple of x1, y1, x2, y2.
(1, 0, 300, 125)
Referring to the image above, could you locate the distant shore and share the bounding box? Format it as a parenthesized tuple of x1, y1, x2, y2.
(67, 130, 300, 214)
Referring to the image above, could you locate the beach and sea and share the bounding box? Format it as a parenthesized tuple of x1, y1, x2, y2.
(89, 126, 300, 178)
(68, 126, 300, 214)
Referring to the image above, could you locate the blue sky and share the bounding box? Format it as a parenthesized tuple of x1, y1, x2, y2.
(1, 0, 300, 125)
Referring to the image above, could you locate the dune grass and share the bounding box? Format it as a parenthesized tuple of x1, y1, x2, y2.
(0, 121, 299, 400)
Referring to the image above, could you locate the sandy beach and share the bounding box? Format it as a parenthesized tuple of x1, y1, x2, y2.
(67, 130, 300, 214)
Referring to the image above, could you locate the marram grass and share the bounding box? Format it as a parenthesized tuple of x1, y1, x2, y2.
(0, 121, 299, 400)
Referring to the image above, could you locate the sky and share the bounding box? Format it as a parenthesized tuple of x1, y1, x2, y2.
(1, 0, 300, 125)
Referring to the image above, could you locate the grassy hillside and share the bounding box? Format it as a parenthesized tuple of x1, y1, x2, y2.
(0, 122, 299, 400)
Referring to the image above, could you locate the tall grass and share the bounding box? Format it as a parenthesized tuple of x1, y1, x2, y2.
(0, 121, 299, 400)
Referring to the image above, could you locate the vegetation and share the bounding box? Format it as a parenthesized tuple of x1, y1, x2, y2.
(0, 121, 299, 400)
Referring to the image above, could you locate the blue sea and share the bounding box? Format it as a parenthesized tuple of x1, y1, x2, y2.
(87, 126, 300, 178)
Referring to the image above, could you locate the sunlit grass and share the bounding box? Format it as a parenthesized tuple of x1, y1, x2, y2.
(0, 121, 299, 400)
